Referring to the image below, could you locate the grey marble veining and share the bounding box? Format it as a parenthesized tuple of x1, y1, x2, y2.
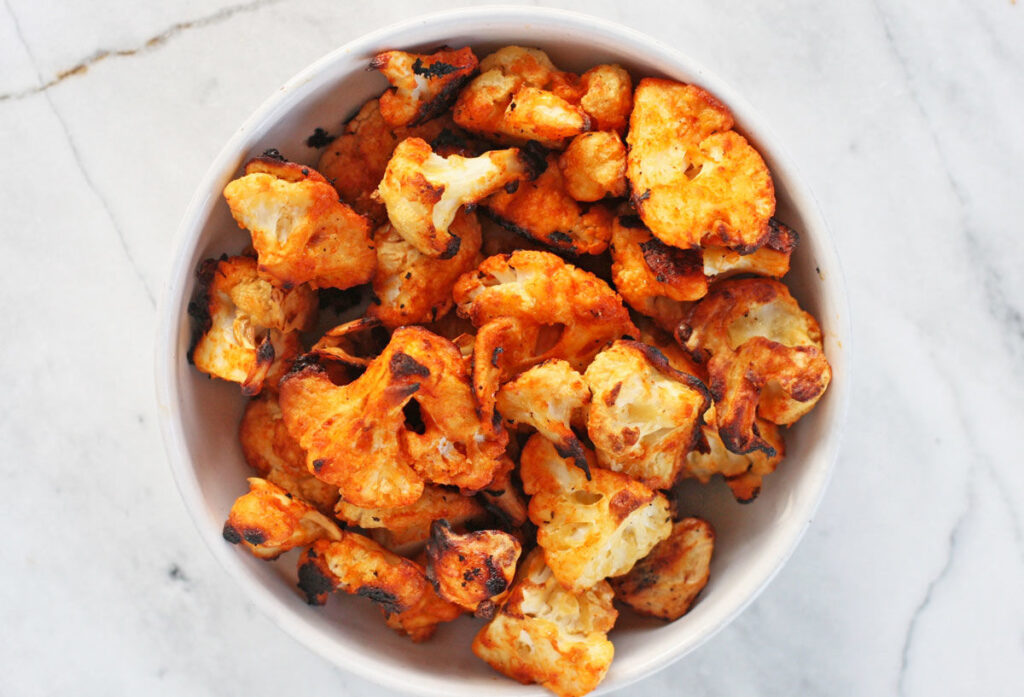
(1, 1, 1021, 695)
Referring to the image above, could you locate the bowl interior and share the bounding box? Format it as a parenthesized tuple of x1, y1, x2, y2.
(158, 8, 849, 696)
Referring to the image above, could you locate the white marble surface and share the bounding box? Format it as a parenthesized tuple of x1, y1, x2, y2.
(1, 0, 1022, 695)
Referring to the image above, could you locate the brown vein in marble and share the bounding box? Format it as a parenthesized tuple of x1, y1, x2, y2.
(0, 0, 288, 102)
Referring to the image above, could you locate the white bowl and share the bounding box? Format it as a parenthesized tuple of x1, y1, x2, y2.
(155, 7, 850, 695)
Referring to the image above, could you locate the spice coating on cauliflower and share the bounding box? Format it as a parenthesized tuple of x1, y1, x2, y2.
(377, 137, 532, 258)
(701, 217, 798, 280)
(519, 434, 673, 593)
(610, 517, 714, 620)
(297, 534, 462, 642)
(584, 341, 711, 490)
(425, 519, 523, 617)
(222, 478, 341, 560)
(188, 255, 314, 395)
(680, 278, 831, 455)
(626, 78, 775, 252)
(472, 548, 617, 697)
(578, 64, 633, 133)
(558, 131, 627, 202)
(370, 46, 479, 127)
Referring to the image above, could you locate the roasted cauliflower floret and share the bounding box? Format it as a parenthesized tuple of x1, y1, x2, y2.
(310, 316, 389, 368)
(702, 217, 798, 280)
(425, 519, 522, 618)
(239, 392, 339, 513)
(334, 484, 487, 553)
(578, 64, 633, 133)
(316, 99, 451, 224)
(683, 402, 785, 502)
(223, 156, 376, 290)
(496, 360, 592, 476)
(610, 517, 714, 620)
(188, 255, 314, 394)
(627, 78, 775, 252)
(279, 327, 507, 508)
(297, 534, 462, 641)
(558, 131, 627, 202)
(483, 153, 615, 255)
(584, 341, 711, 490)
(370, 46, 479, 127)
(472, 548, 617, 697)
(368, 208, 483, 328)
(680, 278, 831, 454)
(222, 478, 341, 560)
(454, 46, 590, 148)
(377, 137, 531, 258)
(520, 434, 672, 592)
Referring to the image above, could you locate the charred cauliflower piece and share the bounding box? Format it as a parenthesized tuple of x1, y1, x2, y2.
(377, 137, 531, 258)
(188, 255, 314, 394)
(222, 478, 341, 560)
(317, 99, 452, 224)
(578, 64, 633, 133)
(610, 517, 714, 620)
(472, 548, 617, 697)
(496, 360, 592, 476)
(558, 131, 627, 202)
(584, 341, 711, 490)
(627, 78, 775, 252)
(702, 217, 798, 280)
(453, 46, 590, 148)
(683, 402, 785, 502)
(279, 327, 507, 508)
(610, 214, 707, 331)
(297, 534, 462, 642)
(368, 208, 483, 328)
(334, 484, 487, 553)
(681, 278, 831, 455)
(520, 434, 673, 592)
(223, 156, 376, 290)
(239, 392, 339, 513)
(478, 464, 531, 531)
(310, 316, 389, 368)
(483, 153, 616, 255)
(426, 519, 522, 618)
(370, 46, 479, 127)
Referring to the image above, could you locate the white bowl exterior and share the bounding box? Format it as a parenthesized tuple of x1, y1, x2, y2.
(155, 7, 851, 696)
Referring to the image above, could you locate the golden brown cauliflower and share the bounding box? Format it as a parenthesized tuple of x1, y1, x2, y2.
(610, 214, 707, 331)
(425, 519, 522, 618)
(222, 478, 341, 560)
(279, 327, 507, 508)
(188, 255, 314, 395)
(626, 78, 775, 252)
(370, 46, 479, 127)
(558, 131, 627, 202)
(297, 534, 462, 642)
(239, 392, 339, 513)
(519, 434, 673, 593)
(584, 341, 711, 490)
(334, 484, 487, 553)
(483, 153, 616, 255)
(610, 517, 714, 620)
(701, 217, 798, 280)
(472, 548, 617, 697)
(683, 402, 785, 502)
(578, 64, 633, 133)
(496, 359, 592, 476)
(222, 156, 376, 290)
(377, 137, 532, 258)
(367, 208, 482, 328)
(680, 278, 831, 455)
(317, 99, 451, 224)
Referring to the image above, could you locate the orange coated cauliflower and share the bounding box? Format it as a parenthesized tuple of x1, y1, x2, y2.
(425, 519, 523, 617)
(370, 46, 479, 127)
(558, 131, 628, 202)
(578, 64, 633, 133)
(701, 217, 798, 280)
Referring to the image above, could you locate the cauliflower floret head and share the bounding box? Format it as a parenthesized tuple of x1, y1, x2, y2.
(519, 434, 673, 593)
(188, 255, 314, 394)
(377, 137, 533, 258)
(610, 517, 714, 620)
(701, 217, 798, 280)
(222, 155, 376, 290)
(370, 46, 479, 127)
(222, 478, 341, 560)
(584, 341, 711, 490)
(626, 78, 775, 252)
(558, 131, 627, 202)
(578, 64, 633, 133)
(472, 548, 617, 697)
(680, 277, 831, 454)
(297, 533, 463, 642)
(425, 519, 523, 617)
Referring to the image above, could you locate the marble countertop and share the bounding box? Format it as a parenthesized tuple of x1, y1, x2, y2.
(2, 1, 1022, 695)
